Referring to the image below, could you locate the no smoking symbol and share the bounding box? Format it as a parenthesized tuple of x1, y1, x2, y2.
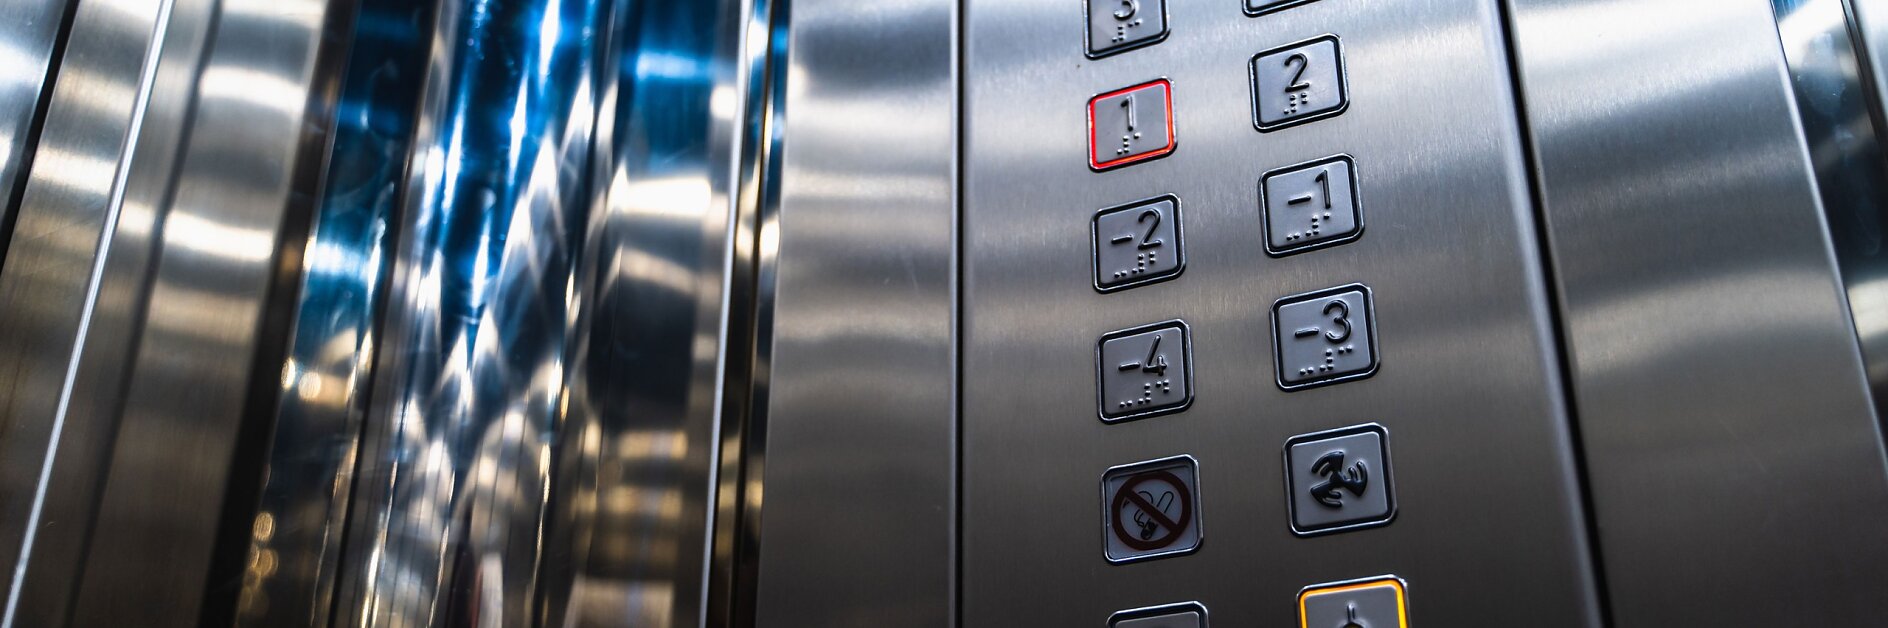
(1111, 470, 1193, 551)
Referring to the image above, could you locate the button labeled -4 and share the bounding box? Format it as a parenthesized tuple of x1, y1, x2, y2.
(1098, 320, 1193, 421)
(1090, 79, 1176, 170)
(1272, 284, 1378, 390)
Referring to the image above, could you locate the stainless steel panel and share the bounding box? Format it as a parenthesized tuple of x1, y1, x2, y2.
(330, 0, 606, 624)
(0, 0, 345, 623)
(237, 0, 433, 623)
(0, 0, 200, 622)
(0, 0, 69, 240)
(749, 0, 957, 625)
(1508, 0, 1888, 624)
(963, 0, 1598, 625)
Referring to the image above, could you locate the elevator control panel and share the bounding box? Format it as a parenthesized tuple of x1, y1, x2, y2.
(963, 0, 1601, 624)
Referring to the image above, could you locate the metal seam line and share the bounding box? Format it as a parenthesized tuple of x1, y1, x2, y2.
(1, 0, 177, 623)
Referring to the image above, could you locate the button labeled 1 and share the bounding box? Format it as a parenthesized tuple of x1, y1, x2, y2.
(1094, 195, 1184, 291)
(1098, 320, 1193, 421)
(1251, 35, 1347, 131)
(1285, 423, 1395, 535)
(1110, 601, 1208, 628)
(1090, 79, 1175, 170)
(1262, 155, 1360, 255)
(1299, 577, 1408, 628)
(1272, 284, 1377, 390)
(1086, 0, 1168, 58)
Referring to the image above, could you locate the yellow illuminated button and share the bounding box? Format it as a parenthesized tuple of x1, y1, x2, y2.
(1298, 576, 1408, 628)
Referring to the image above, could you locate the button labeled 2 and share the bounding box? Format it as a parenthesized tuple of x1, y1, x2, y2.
(1262, 155, 1361, 255)
(1086, 0, 1169, 58)
(1251, 35, 1348, 131)
(1272, 284, 1377, 390)
(1090, 79, 1176, 170)
(1094, 195, 1185, 291)
(1098, 320, 1193, 421)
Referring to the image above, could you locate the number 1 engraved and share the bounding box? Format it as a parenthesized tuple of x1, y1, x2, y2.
(1122, 94, 1138, 133)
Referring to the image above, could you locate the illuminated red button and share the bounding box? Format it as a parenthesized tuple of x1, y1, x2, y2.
(1088, 78, 1175, 171)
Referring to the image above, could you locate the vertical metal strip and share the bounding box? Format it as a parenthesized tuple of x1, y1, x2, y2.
(0, 0, 78, 268)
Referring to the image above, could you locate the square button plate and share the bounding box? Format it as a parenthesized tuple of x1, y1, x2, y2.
(1101, 455, 1203, 564)
(1086, 0, 1169, 58)
(1284, 423, 1395, 535)
(1299, 576, 1409, 628)
(1272, 284, 1377, 390)
(1098, 320, 1193, 421)
(1110, 601, 1208, 628)
(1094, 195, 1185, 291)
(1090, 79, 1176, 170)
(1261, 155, 1361, 255)
(1251, 35, 1348, 131)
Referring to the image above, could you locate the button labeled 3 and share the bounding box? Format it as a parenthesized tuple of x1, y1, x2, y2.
(1098, 320, 1193, 421)
(1262, 155, 1361, 255)
(1285, 424, 1395, 535)
(1086, 0, 1168, 58)
(1272, 284, 1377, 390)
(1094, 195, 1185, 291)
(1251, 35, 1348, 131)
(1109, 601, 1208, 628)
(1101, 455, 1203, 564)
(1090, 79, 1176, 170)
(1299, 577, 1408, 628)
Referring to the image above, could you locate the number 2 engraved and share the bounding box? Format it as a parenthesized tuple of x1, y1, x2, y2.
(1284, 52, 1312, 92)
(1136, 209, 1163, 249)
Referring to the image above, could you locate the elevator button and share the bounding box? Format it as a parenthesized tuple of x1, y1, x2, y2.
(1098, 320, 1193, 421)
(1284, 424, 1395, 535)
(1262, 155, 1360, 255)
(1090, 79, 1176, 170)
(1299, 577, 1408, 628)
(1101, 455, 1203, 564)
(1272, 284, 1377, 389)
(1094, 195, 1185, 291)
(1086, 0, 1169, 58)
(1110, 601, 1208, 628)
(1245, 0, 1322, 17)
(1251, 35, 1348, 131)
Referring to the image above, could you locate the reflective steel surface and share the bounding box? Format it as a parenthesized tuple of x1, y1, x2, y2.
(238, 0, 435, 624)
(963, 0, 1598, 624)
(331, 0, 605, 624)
(748, 0, 958, 624)
(1509, 0, 1888, 623)
(1775, 0, 1888, 423)
(0, 0, 70, 249)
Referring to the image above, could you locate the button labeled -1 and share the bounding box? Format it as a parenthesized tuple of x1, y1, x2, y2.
(1090, 79, 1176, 170)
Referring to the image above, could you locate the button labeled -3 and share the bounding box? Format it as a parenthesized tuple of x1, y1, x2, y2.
(1272, 284, 1378, 390)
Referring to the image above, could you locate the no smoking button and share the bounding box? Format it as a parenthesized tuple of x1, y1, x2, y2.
(1101, 455, 1203, 564)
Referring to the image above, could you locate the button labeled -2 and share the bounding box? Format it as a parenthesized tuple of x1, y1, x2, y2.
(1094, 195, 1185, 291)
(1090, 79, 1176, 170)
